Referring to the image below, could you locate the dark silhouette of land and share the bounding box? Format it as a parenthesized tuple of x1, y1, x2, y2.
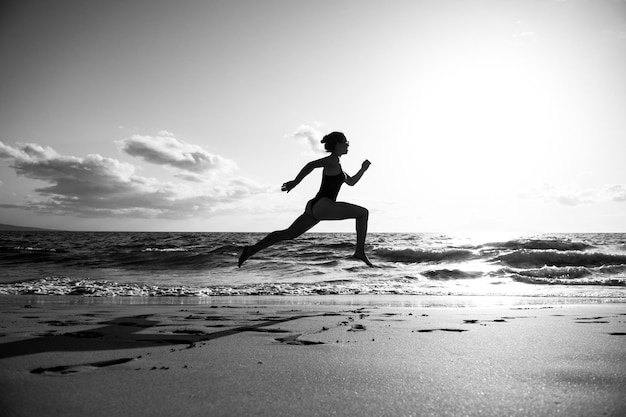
(0, 223, 58, 232)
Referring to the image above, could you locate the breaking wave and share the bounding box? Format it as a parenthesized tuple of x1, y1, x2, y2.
(421, 269, 483, 280)
(484, 239, 594, 251)
(494, 251, 626, 268)
(508, 266, 593, 280)
(0, 276, 465, 297)
(510, 275, 626, 286)
(374, 248, 474, 263)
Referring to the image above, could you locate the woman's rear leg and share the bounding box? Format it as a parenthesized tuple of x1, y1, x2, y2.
(238, 213, 319, 267)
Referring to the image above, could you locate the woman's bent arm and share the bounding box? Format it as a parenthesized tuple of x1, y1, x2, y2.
(345, 160, 371, 186)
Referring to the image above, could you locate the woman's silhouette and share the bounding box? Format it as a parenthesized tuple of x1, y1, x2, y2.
(238, 131, 373, 267)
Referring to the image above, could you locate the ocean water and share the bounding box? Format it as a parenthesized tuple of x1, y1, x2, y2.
(0, 232, 625, 299)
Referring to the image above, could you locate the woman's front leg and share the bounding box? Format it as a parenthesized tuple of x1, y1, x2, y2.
(314, 201, 372, 266)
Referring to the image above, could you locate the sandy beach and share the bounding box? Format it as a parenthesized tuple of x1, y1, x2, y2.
(1, 295, 625, 417)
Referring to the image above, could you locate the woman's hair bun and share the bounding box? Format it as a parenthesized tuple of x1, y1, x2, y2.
(320, 131, 346, 152)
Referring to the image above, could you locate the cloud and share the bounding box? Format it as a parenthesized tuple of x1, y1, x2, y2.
(0, 141, 59, 161)
(520, 185, 593, 206)
(519, 183, 626, 205)
(173, 172, 206, 183)
(604, 184, 626, 202)
(118, 131, 237, 175)
(0, 140, 272, 219)
(290, 124, 324, 154)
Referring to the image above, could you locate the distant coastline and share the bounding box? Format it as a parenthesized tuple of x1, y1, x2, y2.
(0, 223, 59, 232)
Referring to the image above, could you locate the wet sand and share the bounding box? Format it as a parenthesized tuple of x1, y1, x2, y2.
(1, 295, 625, 416)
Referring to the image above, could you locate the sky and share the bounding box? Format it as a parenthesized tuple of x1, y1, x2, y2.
(1, 0, 625, 234)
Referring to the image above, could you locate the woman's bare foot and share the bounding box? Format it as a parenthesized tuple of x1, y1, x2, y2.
(238, 246, 251, 268)
(352, 252, 373, 267)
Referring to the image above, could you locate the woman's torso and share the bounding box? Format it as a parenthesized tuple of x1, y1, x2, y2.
(312, 163, 345, 204)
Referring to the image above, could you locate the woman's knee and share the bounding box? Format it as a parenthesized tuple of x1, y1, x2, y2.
(342, 203, 368, 219)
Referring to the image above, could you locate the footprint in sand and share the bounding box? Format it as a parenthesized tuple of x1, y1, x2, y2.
(416, 329, 468, 333)
(31, 357, 136, 375)
(576, 317, 610, 324)
(238, 327, 289, 334)
(275, 334, 324, 345)
(172, 329, 209, 336)
(348, 324, 366, 332)
(577, 321, 610, 324)
(66, 331, 105, 338)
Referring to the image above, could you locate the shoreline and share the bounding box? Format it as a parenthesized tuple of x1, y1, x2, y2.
(2, 293, 626, 307)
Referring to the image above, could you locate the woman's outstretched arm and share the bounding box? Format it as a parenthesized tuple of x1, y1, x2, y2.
(282, 157, 327, 192)
(345, 160, 371, 186)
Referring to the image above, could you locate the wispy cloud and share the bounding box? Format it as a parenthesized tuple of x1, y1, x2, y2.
(519, 183, 626, 206)
(605, 184, 626, 202)
(290, 124, 324, 154)
(118, 131, 237, 175)
(0, 140, 271, 219)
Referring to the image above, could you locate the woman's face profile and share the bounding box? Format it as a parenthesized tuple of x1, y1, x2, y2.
(336, 139, 349, 155)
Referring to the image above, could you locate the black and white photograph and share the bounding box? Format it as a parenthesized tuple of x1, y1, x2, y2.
(1, 1, 625, 416)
